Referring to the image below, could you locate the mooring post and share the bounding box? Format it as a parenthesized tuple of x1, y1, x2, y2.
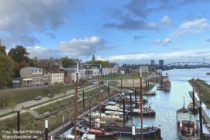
(108, 82, 110, 98)
(199, 106, 203, 140)
(121, 76, 122, 90)
(82, 91, 85, 110)
(134, 88, 137, 108)
(45, 119, 48, 140)
(130, 93, 132, 121)
(123, 98, 126, 125)
(192, 87, 195, 112)
(17, 111, 20, 140)
(89, 106, 92, 129)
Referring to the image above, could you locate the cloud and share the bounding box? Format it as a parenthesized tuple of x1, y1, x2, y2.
(104, 15, 171, 31)
(125, 0, 208, 18)
(58, 36, 106, 56)
(27, 36, 107, 59)
(134, 34, 145, 40)
(180, 18, 209, 30)
(155, 38, 172, 46)
(206, 38, 210, 42)
(104, 0, 208, 31)
(27, 46, 60, 59)
(161, 16, 172, 25)
(0, 0, 71, 45)
(99, 49, 210, 63)
(172, 18, 210, 37)
(104, 15, 159, 30)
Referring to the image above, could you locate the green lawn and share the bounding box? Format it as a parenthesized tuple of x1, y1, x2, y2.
(101, 74, 144, 80)
(0, 88, 49, 107)
(0, 80, 91, 108)
(0, 86, 116, 138)
(189, 79, 210, 108)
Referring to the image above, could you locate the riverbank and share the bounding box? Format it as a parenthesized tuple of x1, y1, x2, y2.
(0, 85, 118, 139)
(189, 79, 210, 108)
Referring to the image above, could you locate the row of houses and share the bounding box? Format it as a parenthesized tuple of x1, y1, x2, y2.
(11, 62, 152, 88)
(12, 64, 119, 87)
(20, 67, 64, 87)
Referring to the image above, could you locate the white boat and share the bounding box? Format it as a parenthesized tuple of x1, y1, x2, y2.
(66, 134, 80, 140)
(105, 110, 123, 115)
(91, 111, 123, 122)
(105, 101, 117, 105)
(81, 133, 96, 140)
(105, 105, 123, 112)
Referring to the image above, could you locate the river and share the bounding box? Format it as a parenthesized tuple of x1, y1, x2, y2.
(61, 68, 210, 140)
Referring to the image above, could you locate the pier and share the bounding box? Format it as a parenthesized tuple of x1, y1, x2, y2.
(189, 91, 210, 130)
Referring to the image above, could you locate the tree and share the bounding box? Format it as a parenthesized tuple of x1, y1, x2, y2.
(8, 45, 29, 63)
(62, 57, 76, 68)
(0, 42, 6, 54)
(87, 60, 111, 67)
(0, 54, 15, 88)
(8, 45, 31, 77)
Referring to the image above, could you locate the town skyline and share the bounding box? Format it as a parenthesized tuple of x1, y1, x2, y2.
(1, 0, 210, 64)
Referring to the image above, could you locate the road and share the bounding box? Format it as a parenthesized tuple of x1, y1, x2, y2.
(0, 84, 98, 119)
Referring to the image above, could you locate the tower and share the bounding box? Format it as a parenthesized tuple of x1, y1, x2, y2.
(92, 53, 95, 61)
(159, 59, 164, 70)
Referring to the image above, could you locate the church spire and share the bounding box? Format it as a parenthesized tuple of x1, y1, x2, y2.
(92, 53, 95, 61)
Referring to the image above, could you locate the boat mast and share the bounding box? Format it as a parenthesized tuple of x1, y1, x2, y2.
(140, 69, 144, 140)
(73, 62, 79, 140)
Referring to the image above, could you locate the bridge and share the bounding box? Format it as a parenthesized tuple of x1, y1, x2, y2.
(166, 62, 210, 66)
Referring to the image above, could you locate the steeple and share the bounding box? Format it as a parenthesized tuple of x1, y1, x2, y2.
(92, 53, 95, 61)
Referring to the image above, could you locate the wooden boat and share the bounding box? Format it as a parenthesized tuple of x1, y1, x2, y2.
(88, 128, 114, 137)
(176, 107, 198, 140)
(79, 119, 161, 139)
(162, 77, 171, 91)
(111, 125, 161, 138)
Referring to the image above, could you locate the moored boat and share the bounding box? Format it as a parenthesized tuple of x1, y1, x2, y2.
(132, 108, 156, 117)
(143, 91, 156, 96)
(162, 77, 171, 91)
(81, 133, 96, 140)
(77, 125, 115, 137)
(176, 107, 198, 140)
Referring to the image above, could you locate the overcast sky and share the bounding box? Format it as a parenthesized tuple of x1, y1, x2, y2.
(1, 0, 210, 64)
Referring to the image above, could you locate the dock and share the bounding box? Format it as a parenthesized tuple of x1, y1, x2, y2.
(189, 91, 210, 130)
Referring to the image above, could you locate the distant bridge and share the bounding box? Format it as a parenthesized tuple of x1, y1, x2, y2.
(166, 62, 210, 66)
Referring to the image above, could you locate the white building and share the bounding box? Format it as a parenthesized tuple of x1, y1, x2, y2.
(20, 67, 43, 87)
(50, 73, 64, 84)
(139, 66, 149, 73)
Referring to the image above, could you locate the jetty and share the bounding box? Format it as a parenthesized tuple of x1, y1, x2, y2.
(189, 91, 210, 130)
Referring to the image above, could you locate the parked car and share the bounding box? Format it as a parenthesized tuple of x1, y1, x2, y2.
(34, 96, 42, 100)
(47, 93, 53, 98)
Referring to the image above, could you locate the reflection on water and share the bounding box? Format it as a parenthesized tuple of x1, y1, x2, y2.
(62, 68, 210, 140)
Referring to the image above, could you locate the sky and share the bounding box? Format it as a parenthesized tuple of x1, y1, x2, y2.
(1, 0, 210, 64)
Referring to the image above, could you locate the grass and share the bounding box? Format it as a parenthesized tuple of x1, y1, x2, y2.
(189, 79, 210, 108)
(34, 86, 106, 114)
(0, 80, 91, 108)
(0, 88, 49, 107)
(148, 83, 155, 91)
(101, 73, 142, 80)
(0, 86, 117, 139)
(34, 96, 75, 114)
